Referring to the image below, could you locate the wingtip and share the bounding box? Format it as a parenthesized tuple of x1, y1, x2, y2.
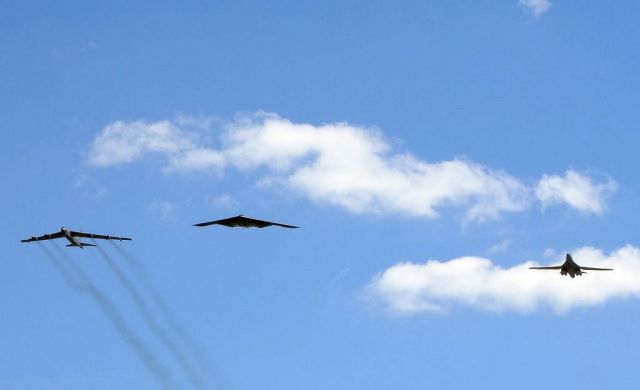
(284, 223, 300, 228)
(193, 221, 216, 227)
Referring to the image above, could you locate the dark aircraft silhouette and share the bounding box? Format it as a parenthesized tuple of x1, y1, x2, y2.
(21, 227, 131, 248)
(193, 215, 299, 229)
(530, 253, 613, 278)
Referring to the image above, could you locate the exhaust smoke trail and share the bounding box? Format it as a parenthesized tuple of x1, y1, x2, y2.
(43, 242, 176, 389)
(108, 241, 211, 370)
(110, 241, 230, 390)
(36, 242, 85, 290)
(94, 240, 204, 389)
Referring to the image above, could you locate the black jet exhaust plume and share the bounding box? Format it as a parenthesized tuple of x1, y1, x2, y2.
(36, 242, 86, 290)
(93, 239, 204, 389)
(108, 241, 211, 372)
(37, 242, 176, 389)
(109, 242, 231, 390)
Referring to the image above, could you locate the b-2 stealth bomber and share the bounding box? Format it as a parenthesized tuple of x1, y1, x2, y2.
(193, 215, 299, 229)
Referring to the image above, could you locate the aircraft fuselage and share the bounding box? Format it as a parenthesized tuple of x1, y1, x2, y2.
(560, 255, 583, 278)
(61, 227, 83, 248)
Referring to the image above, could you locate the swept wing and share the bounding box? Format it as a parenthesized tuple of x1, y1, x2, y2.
(580, 266, 613, 271)
(529, 266, 563, 270)
(20, 232, 64, 243)
(69, 231, 132, 241)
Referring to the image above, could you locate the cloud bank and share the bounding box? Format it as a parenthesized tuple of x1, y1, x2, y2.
(519, 0, 551, 16)
(369, 245, 640, 314)
(88, 112, 614, 221)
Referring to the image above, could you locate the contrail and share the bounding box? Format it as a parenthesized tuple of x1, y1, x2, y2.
(94, 240, 204, 389)
(42, 242, 176, 389)
(109, 241, 211, 370)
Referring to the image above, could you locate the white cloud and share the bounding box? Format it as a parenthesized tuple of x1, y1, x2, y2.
(519, 0, 551, 16)
(88, 120, 196, 167)
(147, 200, 178, 221)
(72, 174, 107, 199)
(369, 245, 640, 314)
(488, 240, 511, 255)
(205, 193, 237, 209)
(536, 170, 616, 214)
(223, 115, 533, 221)
(87, 112, 615, 221)
(167, 148, 225, 172)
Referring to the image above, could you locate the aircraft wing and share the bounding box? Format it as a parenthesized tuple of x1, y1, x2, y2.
(529, 266, 563, 270)
(193, 217, 238, 227)
(255, 219, 299, 229)
(21, 231, 64, 243)
(69, 231, 132, 241)
(580, 266, 614, 271)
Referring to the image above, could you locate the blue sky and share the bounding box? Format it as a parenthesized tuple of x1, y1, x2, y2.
(2, 1, 640, 389)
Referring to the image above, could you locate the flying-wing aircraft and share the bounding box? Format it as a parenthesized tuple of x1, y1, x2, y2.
(21, 227, 131, 248)
(193, 215, 299, 229)
(529, 253, 613, 278)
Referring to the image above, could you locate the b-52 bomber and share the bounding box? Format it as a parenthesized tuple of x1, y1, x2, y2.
(193, 215, 299, 229)
(530, 253, 613, 278)
(21, 227, 131, 248)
